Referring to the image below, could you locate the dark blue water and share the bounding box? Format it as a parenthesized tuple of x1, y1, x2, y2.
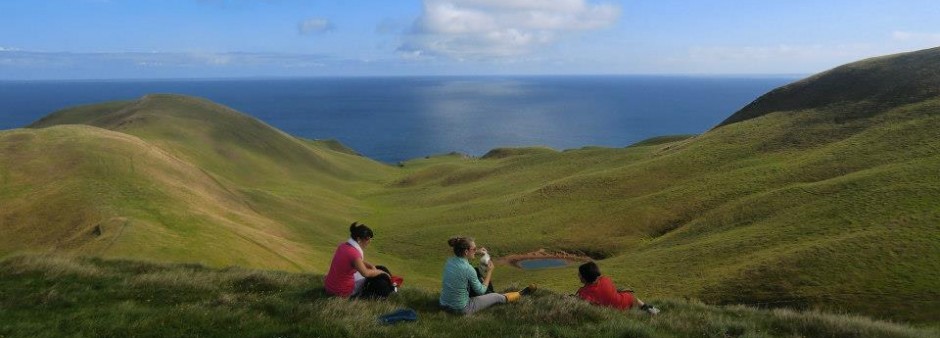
(517, 258, 570, 270)
(0, 76, 794, 163)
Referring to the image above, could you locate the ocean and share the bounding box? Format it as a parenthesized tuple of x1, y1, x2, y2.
(0, 76, 795, 163)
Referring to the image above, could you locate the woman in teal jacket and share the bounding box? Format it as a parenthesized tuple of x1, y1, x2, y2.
(439, 236, 531, 314)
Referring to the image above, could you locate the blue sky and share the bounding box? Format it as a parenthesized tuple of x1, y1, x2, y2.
(1, 0, 939, 79)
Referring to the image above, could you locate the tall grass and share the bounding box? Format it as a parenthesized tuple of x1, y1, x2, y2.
(1, 255, 935, 338)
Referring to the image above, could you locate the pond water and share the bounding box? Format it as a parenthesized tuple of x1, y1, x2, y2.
(516, 258, 570, 270)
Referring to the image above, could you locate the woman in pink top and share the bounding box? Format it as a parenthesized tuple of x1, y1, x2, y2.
(324, 222, 389, 297)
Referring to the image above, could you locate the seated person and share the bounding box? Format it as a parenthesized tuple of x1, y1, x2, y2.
(439, 236, 534, 315)
(324, 222, 394, 298)
(575, 261, 659, 314)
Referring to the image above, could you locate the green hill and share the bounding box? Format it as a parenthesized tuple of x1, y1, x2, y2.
(3, 94, 395, 271)
(717, 46, 940, 127)
(2, 47, 939, 327)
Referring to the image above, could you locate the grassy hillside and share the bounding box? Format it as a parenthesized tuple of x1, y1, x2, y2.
(1, 255, 935, 338)
(717, 46, 940, 127)
(1, 47, 939, 326)
(364, 97, 940, 322)
(3, 95, 396, 271)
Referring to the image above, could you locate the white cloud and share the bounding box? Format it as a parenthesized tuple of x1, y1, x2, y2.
(891, 30, 940, 44)
(0, 50, 333, 69)
(400, 0, 620, 60)
(687, 44, 875, 62)
(668, 43, 886, 74)
(299, 18, 335, 35)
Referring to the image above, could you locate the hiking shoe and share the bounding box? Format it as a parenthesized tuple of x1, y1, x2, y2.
(519, 284, 537, 296)
(640, 304, 660, 315)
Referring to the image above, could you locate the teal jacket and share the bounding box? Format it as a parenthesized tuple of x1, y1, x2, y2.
(439, 256, 486, 310)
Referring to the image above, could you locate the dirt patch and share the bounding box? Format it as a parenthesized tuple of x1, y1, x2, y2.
(498, 249, 592, 269)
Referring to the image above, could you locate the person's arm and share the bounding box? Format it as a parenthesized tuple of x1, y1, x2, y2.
(353, 257, 386, 278)
(363, 261, 376, 270)
(468, 260, 492, 295)
(481, 260, 494, 286)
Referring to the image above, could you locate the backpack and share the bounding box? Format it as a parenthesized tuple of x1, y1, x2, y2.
(358, 265, 397, 299)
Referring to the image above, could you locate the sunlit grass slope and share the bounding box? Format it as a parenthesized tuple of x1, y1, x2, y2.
(4, 94, 395, 271)
(1, 255, 935, 338)
(360, 47, 940, 323)
(1, 47, 938, 325)
(369, 98, 940, 323)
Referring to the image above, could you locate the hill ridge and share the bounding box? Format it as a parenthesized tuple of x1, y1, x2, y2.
(717, 46, 940, 127)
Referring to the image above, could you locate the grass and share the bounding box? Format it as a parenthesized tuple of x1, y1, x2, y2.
(1, 47, 939, 328)
(1, 255, 936, 338)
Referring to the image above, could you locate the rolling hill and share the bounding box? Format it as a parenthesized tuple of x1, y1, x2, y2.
(3, 94, 395, 271)
(1, 47, 939, 326)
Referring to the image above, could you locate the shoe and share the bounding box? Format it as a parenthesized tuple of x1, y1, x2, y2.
(519, 284, 537, 296)
(640, 304, 659, 315)
(504, 291, 521, 302)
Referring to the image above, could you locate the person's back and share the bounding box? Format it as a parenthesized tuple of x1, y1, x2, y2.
(439, 256, 481, 310)
(324, 242, 361, 297)
(575, 261, 659, 314)
(577, 275, 634, 310)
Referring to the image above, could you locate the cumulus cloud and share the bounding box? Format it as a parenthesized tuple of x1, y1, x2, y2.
(299, 18, 335, 35)
(400, 0, 620, 60)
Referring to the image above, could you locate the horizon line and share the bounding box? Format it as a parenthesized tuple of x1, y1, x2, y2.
(0, 73, 809, 82)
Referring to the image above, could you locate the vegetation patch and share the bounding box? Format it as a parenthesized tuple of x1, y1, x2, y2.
(499, 249, 593, 269)
(1, 255, 936, 338)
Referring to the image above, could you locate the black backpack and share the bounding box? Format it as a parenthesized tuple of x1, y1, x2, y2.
(358, 265, 395, 299)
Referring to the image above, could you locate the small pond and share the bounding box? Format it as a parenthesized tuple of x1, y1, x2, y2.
(516, 258, 570, 270)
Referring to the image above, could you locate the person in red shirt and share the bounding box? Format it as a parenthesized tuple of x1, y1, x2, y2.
(575, 261, 659, 314)
(324, 222, 390, 297)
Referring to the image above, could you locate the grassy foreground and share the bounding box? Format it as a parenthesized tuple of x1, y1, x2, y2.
(0, 255, 936, 338)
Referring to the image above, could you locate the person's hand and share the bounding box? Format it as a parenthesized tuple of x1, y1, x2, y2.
(486, 259, 495, 270)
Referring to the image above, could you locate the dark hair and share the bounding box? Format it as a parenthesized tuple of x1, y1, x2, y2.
(579, 261, 601, 284)
(349, 222, 374, 241)
(447, 236, 474, 257)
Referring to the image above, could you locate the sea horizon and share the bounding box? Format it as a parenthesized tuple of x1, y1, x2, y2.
(1, 75, 796, 163)
(0, 73, 807, 82)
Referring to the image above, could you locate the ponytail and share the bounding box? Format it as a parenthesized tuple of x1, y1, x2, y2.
(447, 236, 474, 256)
(349, 222, 374, 241)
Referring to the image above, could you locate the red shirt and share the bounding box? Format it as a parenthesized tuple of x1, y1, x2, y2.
(576, 276, 636, 310)
(324, 243, 362, 297)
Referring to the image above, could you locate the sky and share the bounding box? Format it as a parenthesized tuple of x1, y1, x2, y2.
(1, 0, 939, 79)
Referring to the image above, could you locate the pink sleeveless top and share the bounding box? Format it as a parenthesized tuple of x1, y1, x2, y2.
(324, 243, 362, 297)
